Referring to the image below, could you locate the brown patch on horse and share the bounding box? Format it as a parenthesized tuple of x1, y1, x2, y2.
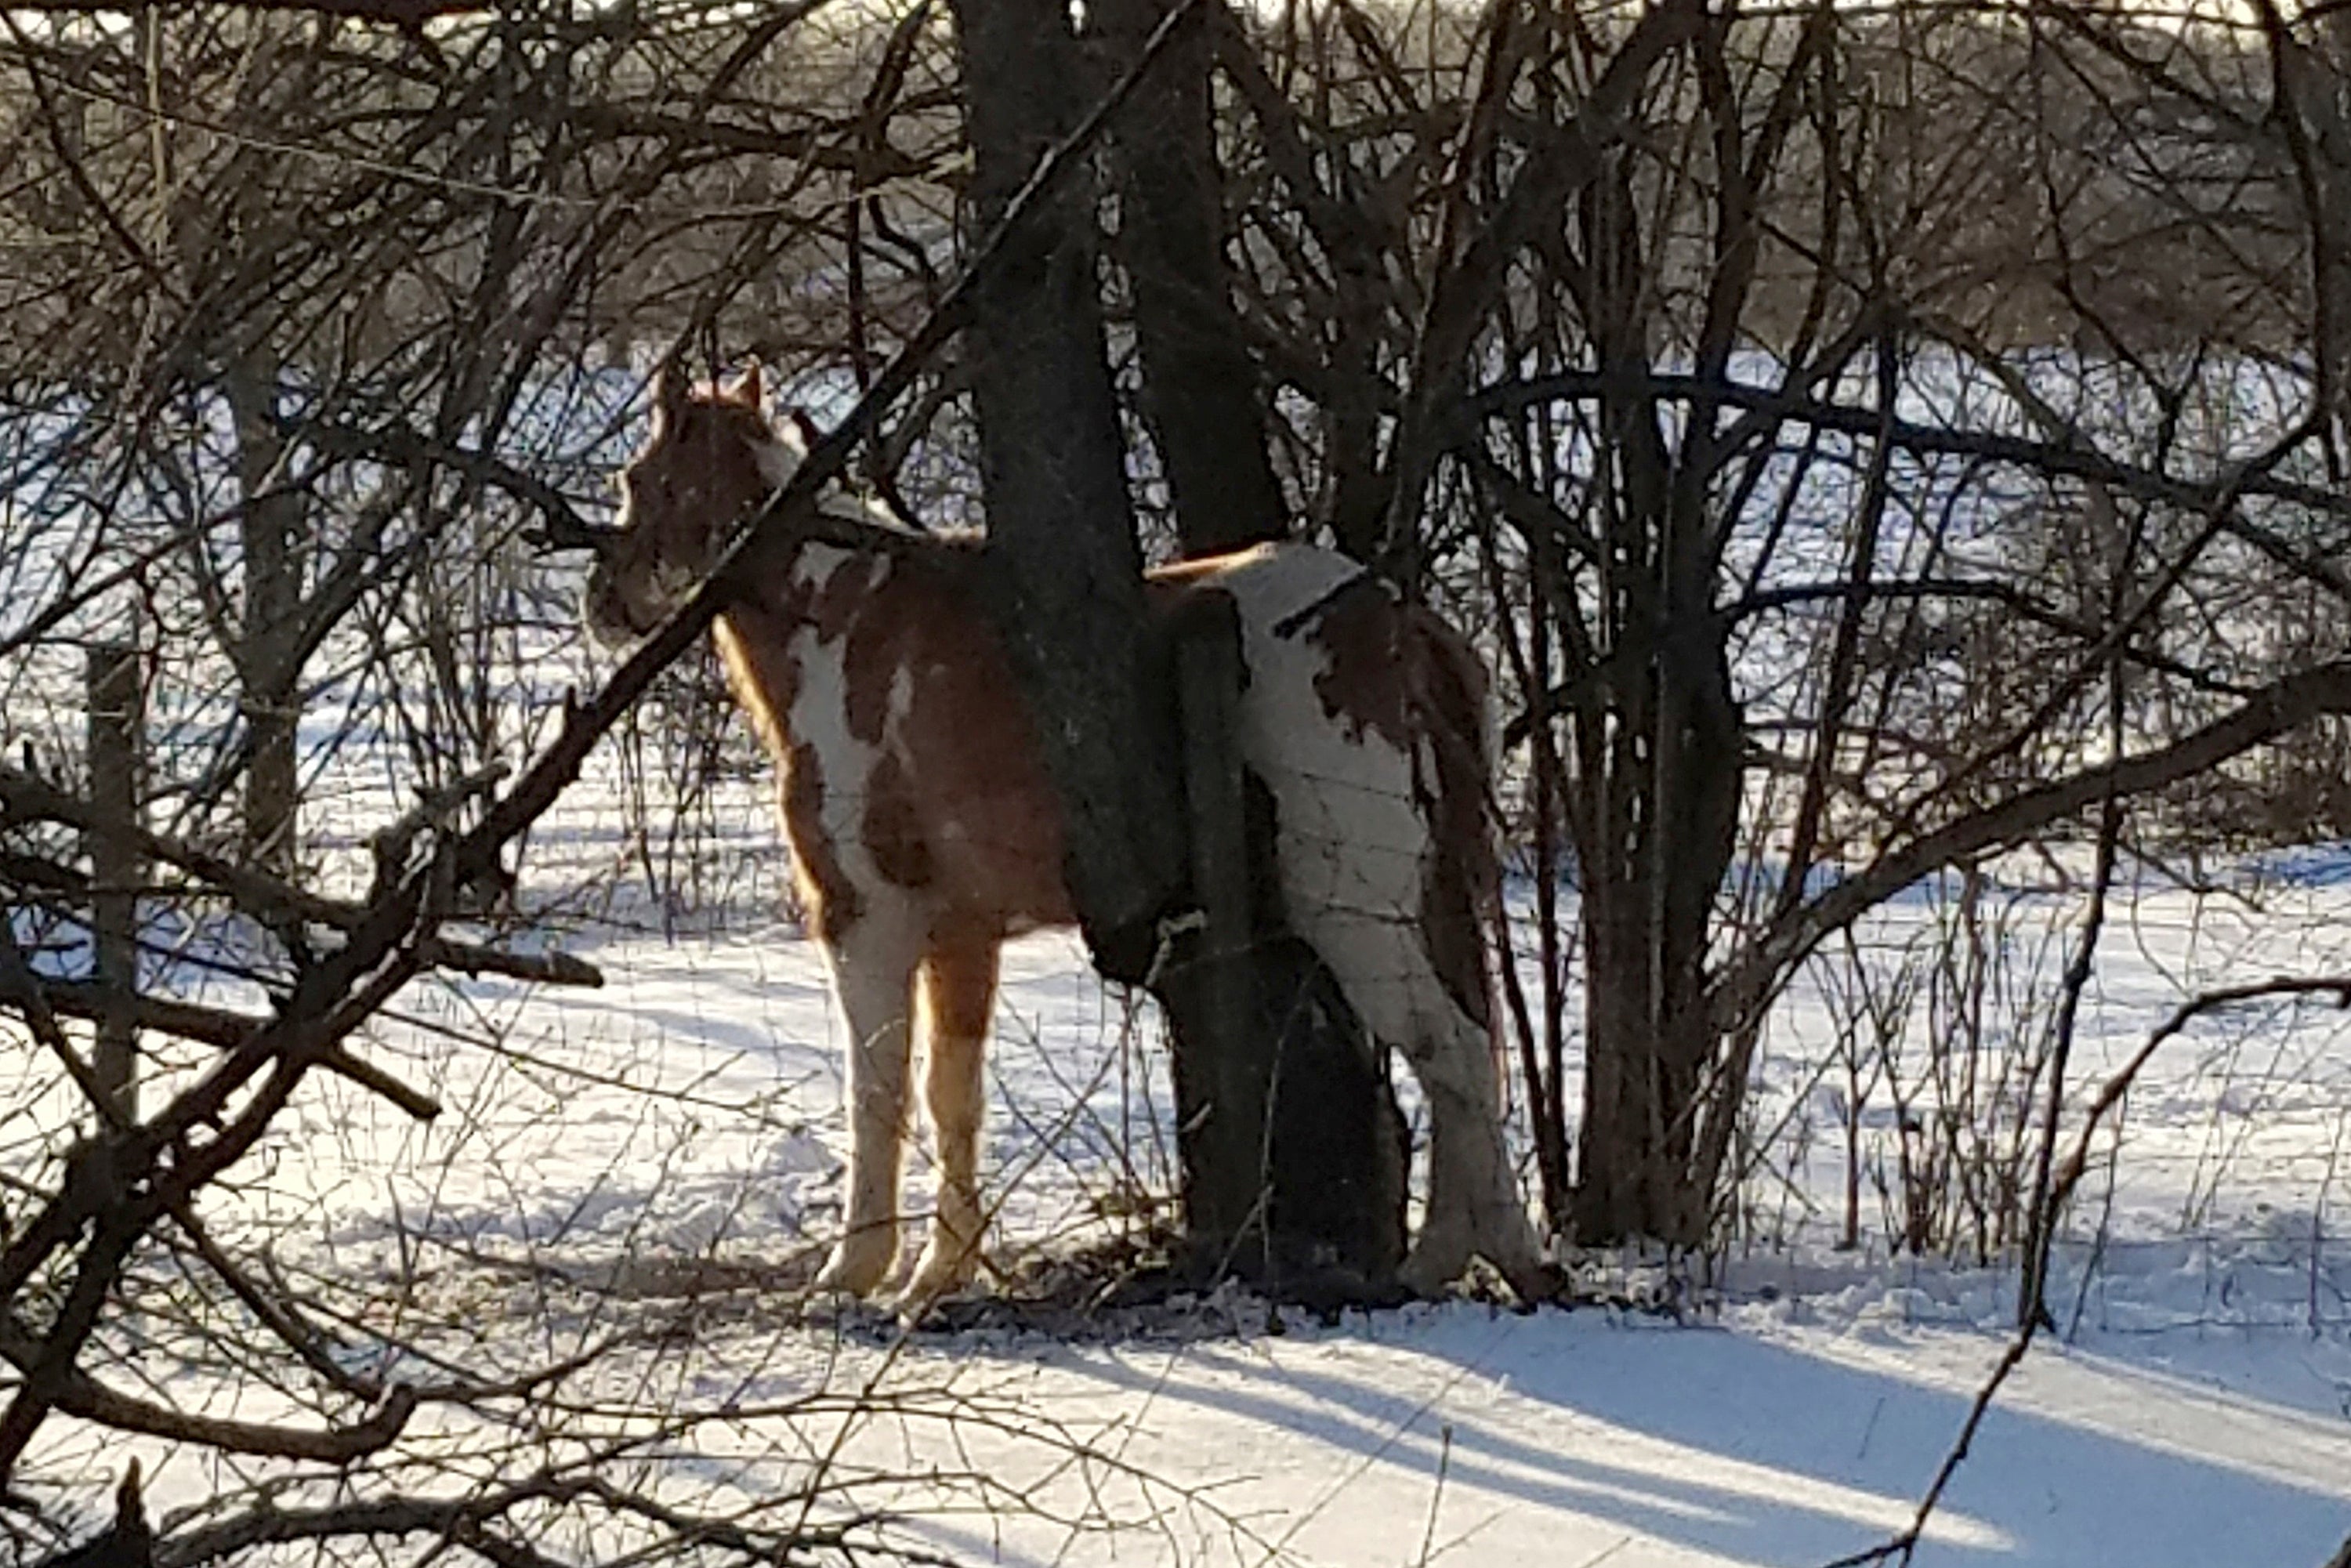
(1407, 607, 1498, 1032)
(1304, 575, 1415, 749)
(863, 749, 936, 889)
(811, 551, 879, 645)
(1296, 577, 1498, 1029)
(844, 581, 922, 745)
(886, 570, 1078, 934)
(829, 552, 989, 750)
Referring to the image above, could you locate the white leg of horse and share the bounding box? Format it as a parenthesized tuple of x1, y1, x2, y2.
(1292, 910, 1541, 1295)
(1394, 1005, 1544, 1297)
(816, 914, 924, 1296)
(901, 927, 997, 1309)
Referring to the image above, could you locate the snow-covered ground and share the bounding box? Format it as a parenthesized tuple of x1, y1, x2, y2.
(0, 693, 2343, 1566)
(41, 807, 2334, 1568)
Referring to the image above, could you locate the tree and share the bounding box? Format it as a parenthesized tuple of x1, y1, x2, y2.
(945, 0, 1407, 1287)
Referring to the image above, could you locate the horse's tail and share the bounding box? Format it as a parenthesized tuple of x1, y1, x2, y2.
(1405, 603, 1505, 1063)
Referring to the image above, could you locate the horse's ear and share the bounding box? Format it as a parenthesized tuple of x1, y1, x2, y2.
(728, 360, 766, 412)
(652, 361, 688, 432)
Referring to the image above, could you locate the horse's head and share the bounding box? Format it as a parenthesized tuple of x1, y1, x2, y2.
(583, 363, 813, 645)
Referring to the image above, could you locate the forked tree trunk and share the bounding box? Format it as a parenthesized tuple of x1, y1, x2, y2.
(951, 0, 1405, 1289)
(1563, 166, 1744, 1248)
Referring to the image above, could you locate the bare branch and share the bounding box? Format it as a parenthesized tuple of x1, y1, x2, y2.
(1715, 659, 2351, 1030)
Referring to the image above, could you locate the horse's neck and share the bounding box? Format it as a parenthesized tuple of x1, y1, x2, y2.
(734, 533, 829, 620)
(709, 535, 840, 759)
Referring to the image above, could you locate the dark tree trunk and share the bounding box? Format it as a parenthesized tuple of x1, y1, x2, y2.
(1099, 0, 1286, 557)
(951, 0, 1405, 1289)
(1157, 594, 1406, 1289)
(1103, 0, 1405, 1284)
(1564, 165, 1743, 1248)
(949, 0, 1186, 982)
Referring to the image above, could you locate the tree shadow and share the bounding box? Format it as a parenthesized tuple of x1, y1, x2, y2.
(1036, 1308, 2351, 1566)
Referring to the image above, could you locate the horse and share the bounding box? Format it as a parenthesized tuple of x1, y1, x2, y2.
(583, 366, 1542, 1308)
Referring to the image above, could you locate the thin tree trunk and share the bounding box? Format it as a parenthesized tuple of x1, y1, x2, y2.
(1100, 0, 1286, 557)
(951, 0, 1404, 1285)
(86, 642, 142, 1124)
(225, 357, 304, 878)
(1167, 591, 1267, 1248)
(949, 0, 1186, 980)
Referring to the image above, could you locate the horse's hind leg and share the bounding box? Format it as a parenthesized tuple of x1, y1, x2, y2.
(815, 910, 925, 1296)
(901, 923, 998, 1307)
(1396, 1002, 1543, 1298)
(1295, 913, 1541, 1296)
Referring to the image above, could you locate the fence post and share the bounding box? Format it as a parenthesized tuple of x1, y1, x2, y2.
(1160, 593, 1407, 1292)
(1168, 592, 1270, 1254)
(86, 641, 143, 1123)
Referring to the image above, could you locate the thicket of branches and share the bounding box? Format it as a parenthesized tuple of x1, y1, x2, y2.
(2, 0, 2350, 1559)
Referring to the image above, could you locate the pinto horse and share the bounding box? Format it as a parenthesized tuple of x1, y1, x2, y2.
(584, 368, 1541, 1307)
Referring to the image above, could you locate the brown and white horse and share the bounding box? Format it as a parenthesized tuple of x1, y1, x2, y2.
(584, 367, 1541, 1306)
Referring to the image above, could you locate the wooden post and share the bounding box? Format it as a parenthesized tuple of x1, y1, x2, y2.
(86, 642, 143, 1122)
(1162, 595, 1408, 1293)
(1168, 592, 1270, 1255)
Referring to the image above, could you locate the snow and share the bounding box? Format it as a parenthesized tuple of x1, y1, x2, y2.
(911, 1302, 2347, 1566)
(12, 780, 2351, 1564)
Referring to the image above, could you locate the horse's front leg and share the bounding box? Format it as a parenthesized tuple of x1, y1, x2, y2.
(816, 911, 925, 1296)
(901, 924, 1001, 1309)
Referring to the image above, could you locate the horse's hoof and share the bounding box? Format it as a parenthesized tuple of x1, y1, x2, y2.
(814, 1233, 896, 1297)
(895, 1241, 980, 1313)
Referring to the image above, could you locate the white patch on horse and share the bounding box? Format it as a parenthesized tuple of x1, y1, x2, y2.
(785, 603, 932, 1297)
(786, 633, 882, 888)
